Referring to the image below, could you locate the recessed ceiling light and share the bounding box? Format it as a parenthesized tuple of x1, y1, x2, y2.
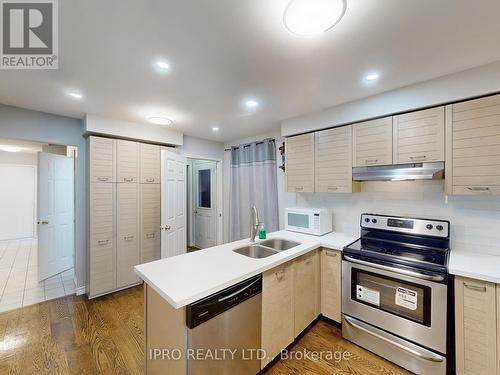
(212, 126, 220, 132)
(364, 73, 380, 82)
(245, 99, 259, 109)
(283, 0, 347, 36)
(147, 115, 173, 126)
(155, 60, 170, 70)
(68, 92, 83, 99)
(0, 145, 22, 153)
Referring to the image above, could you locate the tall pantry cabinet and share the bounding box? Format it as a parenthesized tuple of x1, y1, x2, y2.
(88, 136, 161, 298)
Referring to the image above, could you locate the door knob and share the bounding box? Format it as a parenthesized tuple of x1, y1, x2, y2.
(160, 225, 172, 231)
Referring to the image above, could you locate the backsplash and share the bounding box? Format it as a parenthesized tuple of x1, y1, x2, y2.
(296, 180, 500, 256)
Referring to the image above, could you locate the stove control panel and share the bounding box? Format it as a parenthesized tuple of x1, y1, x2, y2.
(361, 214, 449, 238)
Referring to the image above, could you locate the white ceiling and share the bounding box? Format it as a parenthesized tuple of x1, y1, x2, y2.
(1, 0, 500, 142)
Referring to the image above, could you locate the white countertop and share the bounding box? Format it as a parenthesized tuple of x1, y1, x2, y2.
(134, 230, 357, 309)
(449, 249, 500, 284)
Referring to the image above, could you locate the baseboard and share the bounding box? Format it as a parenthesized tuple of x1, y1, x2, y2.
(76, 285, 86, 296)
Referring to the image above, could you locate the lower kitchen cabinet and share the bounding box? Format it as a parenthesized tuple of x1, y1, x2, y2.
(455, 276, 498, 375)
(293, 251, 321, 338)
(321, 249, 341, 322)
(261, 263, 294, 368)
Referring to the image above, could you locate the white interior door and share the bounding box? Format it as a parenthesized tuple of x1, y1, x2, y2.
(37, 152, 74, 281)
(193, 161, 217, 249)
(0, 165, 36, 241)
(161, 150, 186, 258)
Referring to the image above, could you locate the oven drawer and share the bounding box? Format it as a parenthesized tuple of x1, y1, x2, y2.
(342, 259, 448, 354)
(343, 315, 446, 375)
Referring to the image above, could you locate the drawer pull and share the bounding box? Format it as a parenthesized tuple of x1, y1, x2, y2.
(124, 235, 134, 241)
(146, 178, 155, 183)
(365, 159, 378, 164)
(463, 283, 487, 292)
(295, 187, 304, 191)
(98, 239, 110, 245)
(327, 186, 338, 191)
(275, 270, 285, 280)
(146, 233, 155, 239)
(467, 187, 490, 192)
(409, 155, 427, 161)
(97, 177, 109, 182)
(305, 258, 312, 264)
(326, 252, 337, 257)
(124, 178, 134, 182)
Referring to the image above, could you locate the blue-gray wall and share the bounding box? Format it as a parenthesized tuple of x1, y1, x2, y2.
(0, 104, 86, 289)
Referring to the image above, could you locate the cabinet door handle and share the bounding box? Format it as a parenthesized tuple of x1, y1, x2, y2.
(124, 235, 134, 241)
(98, 239, 110, 245)
(305, 258, 312, 264)
(467, 187, 490, 192)
(326, 251, 337, 257)
(275, 270, 285, 280)
(463, 282, 487, 292)
(327, 186, 338, 191)
(146, 178, 155, 183)
(365, 159, 378, 164)
(146, 233, 155, 239)
(295, 187, 304, 191)
(97, 177, 109, 182)
(124, 178, 134, 182)
(409, 155, 427, 161)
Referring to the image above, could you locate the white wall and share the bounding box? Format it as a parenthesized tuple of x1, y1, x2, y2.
(295, 181, 500, 256)
(223, 130, 296, 243)
(0, 151, 38, 240)
(282, 60, 500, 136)
(179, 135, 225, 161)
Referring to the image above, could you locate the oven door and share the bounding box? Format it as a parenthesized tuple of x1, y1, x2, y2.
(342, 258, 447, 354)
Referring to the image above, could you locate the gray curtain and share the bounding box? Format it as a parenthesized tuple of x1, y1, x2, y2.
(229, 139, 279, 241)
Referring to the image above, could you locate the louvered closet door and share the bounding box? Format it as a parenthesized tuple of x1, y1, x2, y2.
(140, 184, 161, 264)
(450, 94, 500, 195)
(117, 140, 139, 183)
(353, 117, 393, 167)
(89, 136, 115, 183)
(394, 107, 445, 164)
(140, 143, 161, 183)
(116, 183, 140, 288)
(315, 125, 354, 193)
(89, 183, 116, 296)
(286, 133, 315, 192)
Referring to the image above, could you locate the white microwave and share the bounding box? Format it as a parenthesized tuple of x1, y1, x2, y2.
(285, 207, 333, 236)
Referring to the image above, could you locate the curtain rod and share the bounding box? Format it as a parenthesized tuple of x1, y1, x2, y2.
(224, 138, 276, 151)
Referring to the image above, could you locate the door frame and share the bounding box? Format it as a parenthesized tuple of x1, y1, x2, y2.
(185, 156, 223, 247)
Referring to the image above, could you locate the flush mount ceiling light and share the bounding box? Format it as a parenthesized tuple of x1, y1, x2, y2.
(155, 60, 170, 71)
(283, 0, 347, 36)
(147, 115, 173, 126)
(211, 127, 220, 132)
(0, 145, 22, 153)
(245, 99, 259, 109)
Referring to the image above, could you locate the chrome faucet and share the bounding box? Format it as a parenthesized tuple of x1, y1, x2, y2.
(250, 206, 260, 243)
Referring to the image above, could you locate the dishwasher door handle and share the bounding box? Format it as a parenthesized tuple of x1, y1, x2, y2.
(218, 278, 261, 302)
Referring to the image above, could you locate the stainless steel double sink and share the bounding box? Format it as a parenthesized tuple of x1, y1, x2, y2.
(233, 238, 301, 259)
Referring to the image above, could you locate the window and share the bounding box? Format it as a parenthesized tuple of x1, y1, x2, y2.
(198, 169, 211, 208)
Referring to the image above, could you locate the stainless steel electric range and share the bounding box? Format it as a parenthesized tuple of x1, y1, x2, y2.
(342, 213, 453, 375)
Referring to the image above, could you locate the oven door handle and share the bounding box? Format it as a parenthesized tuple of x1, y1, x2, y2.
(344, 316, 445, 363)
(343, 255, 445, 282)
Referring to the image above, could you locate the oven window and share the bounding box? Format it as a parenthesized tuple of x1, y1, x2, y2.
(288, 213, 309, 228)
(351, 268, 431, 326)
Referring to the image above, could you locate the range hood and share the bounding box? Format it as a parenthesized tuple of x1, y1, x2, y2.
(352, 162, 445, 181)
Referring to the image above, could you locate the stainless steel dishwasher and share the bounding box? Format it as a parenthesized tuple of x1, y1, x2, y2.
(186, 274, 262, 375)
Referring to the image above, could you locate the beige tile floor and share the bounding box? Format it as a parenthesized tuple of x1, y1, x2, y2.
(0, 238, 76, 313)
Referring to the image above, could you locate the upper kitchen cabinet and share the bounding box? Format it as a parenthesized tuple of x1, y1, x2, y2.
(286, 133, 315, 192)
(88, 136, 116, 183)
(353, 117, 393, 167)
(393, 107, 445, 164)
(116, 140, 139, 183)
(446, 94, 500, 195)
(140, 143, 161, 184)
(315, 126, 360, 193)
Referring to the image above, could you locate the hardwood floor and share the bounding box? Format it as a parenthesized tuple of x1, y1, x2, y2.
(0, 285, 410, 375)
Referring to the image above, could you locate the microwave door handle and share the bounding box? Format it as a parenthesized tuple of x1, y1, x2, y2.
(343, 255, 444, 282)
(343, 316, 444, 363)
